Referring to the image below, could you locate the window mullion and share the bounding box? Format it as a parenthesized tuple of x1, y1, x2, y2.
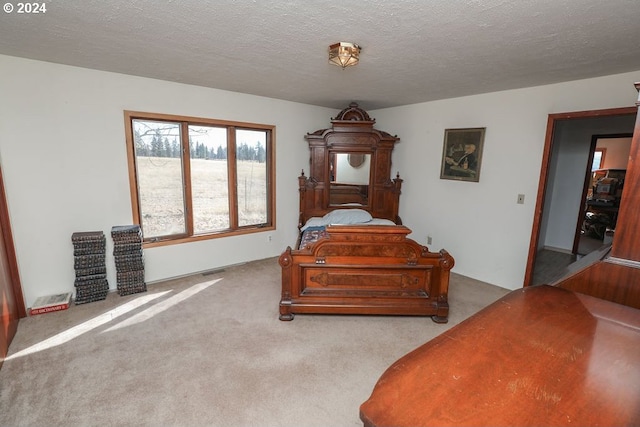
(228, 127, 238, 230)
(266, 130, 274, 225)
(182, 122, 194, 236)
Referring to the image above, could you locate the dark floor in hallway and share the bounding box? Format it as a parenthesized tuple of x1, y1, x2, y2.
(532, 235, 608, 286)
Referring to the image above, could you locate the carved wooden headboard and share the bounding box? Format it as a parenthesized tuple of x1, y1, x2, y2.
(298, 103, 403, 227)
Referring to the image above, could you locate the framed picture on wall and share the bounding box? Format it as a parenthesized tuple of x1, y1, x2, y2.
(440, 127, 486, 182)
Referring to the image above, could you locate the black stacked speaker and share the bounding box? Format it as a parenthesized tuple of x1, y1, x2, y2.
(111, 225, 147, 296)
(71, 231, 109, 304)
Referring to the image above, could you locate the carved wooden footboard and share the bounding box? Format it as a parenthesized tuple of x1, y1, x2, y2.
(278, 225, 454, 323)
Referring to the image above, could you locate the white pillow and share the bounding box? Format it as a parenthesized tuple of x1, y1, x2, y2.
(367, 218, 396, 226)
(323, 208, 372, 225)
(300, 217, 327, 231)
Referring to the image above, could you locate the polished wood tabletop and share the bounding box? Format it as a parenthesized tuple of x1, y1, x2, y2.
(360, 285, 640, 426)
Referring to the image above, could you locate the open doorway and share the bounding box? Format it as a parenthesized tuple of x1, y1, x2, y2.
(573, 134, 631, 256)
(524, 107, 637, 287)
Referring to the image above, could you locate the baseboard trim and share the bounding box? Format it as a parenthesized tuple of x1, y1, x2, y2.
(542, 246, 573, 255)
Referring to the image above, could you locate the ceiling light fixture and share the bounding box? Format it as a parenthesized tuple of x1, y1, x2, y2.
(328, 42, 361, 69)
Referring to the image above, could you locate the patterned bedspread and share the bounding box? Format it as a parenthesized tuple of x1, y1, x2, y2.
(298, 226, 328, 250)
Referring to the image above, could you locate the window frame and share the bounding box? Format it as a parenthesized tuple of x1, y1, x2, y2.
(124, 110, 276, 248)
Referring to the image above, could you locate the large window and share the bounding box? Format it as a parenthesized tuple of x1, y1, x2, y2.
(124, 111, 275, 246)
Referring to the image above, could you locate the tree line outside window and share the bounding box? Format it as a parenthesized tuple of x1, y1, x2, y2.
(133, 128, 267, 163)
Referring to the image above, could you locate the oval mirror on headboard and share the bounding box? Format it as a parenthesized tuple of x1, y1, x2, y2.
(348, 153, 366, 168)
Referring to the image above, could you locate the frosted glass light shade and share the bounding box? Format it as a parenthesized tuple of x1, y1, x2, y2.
(329, 42, 361, 69)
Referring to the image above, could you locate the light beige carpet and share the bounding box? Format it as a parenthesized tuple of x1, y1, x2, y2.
(0, 257, 509, 427)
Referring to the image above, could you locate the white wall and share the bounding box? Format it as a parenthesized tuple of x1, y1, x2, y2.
(2, 54, 639, 305)
(0, 55, 332, 307)
(372, 71, 640, 289)
(599, 137, 632, 169)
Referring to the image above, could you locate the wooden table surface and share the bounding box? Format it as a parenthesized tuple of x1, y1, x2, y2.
(359, 285, 640, 426)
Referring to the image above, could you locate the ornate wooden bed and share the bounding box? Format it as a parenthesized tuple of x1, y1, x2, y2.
(278, 103, 454, 323)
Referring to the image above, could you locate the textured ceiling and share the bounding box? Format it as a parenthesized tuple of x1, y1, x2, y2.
(1, 0, 640, 109)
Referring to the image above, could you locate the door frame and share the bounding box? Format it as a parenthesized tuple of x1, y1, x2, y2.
(523, 106, 637, 287)
(0, 165, 26, 368)
(0, 168, 25, 317)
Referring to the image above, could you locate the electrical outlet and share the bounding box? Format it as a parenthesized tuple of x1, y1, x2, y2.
(268, 235, 272, 242)
(427, 236, 432, 245)
(517, 194, 525, 204)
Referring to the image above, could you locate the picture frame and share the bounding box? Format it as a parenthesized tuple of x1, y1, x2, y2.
(440, 127, 486, 182)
